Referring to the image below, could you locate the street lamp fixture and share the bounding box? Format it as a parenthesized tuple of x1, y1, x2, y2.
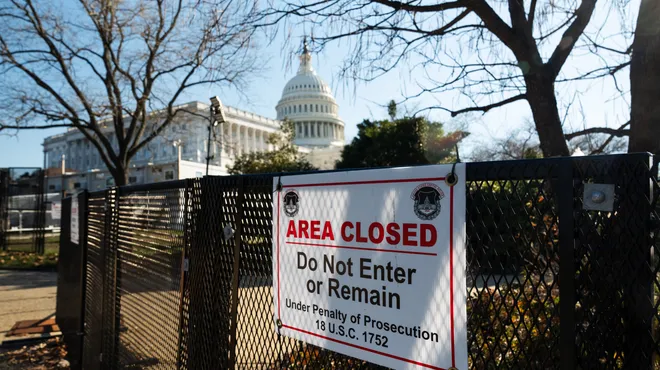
(207, 96, 226, 175)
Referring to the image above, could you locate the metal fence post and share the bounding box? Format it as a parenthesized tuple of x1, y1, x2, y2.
(100, 188, 119, 370)
(620, 155, 654, 369)
(177, 179, 192, 369)
(558, 160, 576, 370)
(228, 176, 244, 368)
(112, 187, 122, 369)
(55, 191, 88, 370)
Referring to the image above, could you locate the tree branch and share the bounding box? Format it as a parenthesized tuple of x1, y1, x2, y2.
(0, 123, 74, 131)
(565, 121, 631, 140)
(371, 0, 466, 12)
(547, 0, 597, 78)
(449, 94, 527, 117)
(528, 0, 538, 32)
(470, 0, 530, 60)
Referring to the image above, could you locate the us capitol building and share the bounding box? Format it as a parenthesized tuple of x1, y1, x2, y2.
(42, 42, 345, 192)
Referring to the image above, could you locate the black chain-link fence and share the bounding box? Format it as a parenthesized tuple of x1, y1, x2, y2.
(0, 167, 46, 253)
(56, 154, 660, 369)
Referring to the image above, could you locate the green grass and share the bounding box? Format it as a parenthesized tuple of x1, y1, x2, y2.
(0, 236, 59, 269)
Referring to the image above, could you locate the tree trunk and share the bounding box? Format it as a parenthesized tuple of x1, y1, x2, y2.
(525, 73, 571, 157)
(629, 0, 660, 157)
(111, 165, 129, 187)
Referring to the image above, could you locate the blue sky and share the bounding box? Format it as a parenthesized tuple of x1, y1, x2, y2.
(0, 1, 637, 167)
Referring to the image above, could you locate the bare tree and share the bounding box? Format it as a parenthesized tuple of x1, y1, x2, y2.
(470, 115, 628, 162)
(469, 123, 542, 161)
(257, 0, 639, 157)
(0, 0, 260, 185)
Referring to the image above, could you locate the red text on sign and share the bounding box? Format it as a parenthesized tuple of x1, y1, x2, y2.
(286, 220, 437, 248)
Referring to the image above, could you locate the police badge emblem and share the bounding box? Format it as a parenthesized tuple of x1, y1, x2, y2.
(283, 190, 300, 217)
(411, 183, 445, 220)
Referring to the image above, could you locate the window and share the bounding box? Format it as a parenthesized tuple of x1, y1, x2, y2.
(298, 124, 303, 135)
(304, 105, 308, 112)
(293, 106, 296, 113)
(165, 170, 174, 180)
(299, 105, 302, 112)
(129, 176, 137, 184)
(49, 185, 55, 190)
(74, 182, 81, 189)
(315, 104, 318, 112)
(304, 123, 309, 137)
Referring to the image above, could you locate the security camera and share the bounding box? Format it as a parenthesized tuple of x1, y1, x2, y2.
(210, 96, 226, 126)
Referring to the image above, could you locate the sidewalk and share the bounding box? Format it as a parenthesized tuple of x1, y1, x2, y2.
(0, 270, 57, 344)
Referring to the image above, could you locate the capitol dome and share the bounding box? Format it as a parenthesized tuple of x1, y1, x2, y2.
(276, 39, 345, 148)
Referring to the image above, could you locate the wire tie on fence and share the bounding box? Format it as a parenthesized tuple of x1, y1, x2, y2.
(274, 176, 283, 193)
(445, 162, 458, 187)
(276, 318, 283, 334)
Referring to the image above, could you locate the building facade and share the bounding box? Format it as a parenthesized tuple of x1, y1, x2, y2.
(42, 44, 345, 193)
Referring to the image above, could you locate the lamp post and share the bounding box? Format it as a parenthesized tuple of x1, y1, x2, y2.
(205, 116, 218, 176)
(60, 154, 65, 198)
(173, 140, 182, 180)
(208, 96, 226, 176)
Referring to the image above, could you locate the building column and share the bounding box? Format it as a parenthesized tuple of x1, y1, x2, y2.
(316, 122, 321, 138)
(243, 126, 249, 154)
(305, 122, 310, 138)
(229, 123, 236, 156)
(219, 122, 226, 156)
(237, 125, 242, 155)
(236, 124, 242, 156)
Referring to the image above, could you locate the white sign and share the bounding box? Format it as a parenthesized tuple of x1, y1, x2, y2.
(51, 201, 61, 220)
(70, 197, 79, 245)
(272, 165, 467, 370)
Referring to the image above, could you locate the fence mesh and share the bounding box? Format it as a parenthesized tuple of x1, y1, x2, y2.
(183, 176, 238, 369)
(114, 185, 187, 369)
(62, 154, 659, 369)
(465, 161, 562, 369)
(83, 191, 107, 369)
